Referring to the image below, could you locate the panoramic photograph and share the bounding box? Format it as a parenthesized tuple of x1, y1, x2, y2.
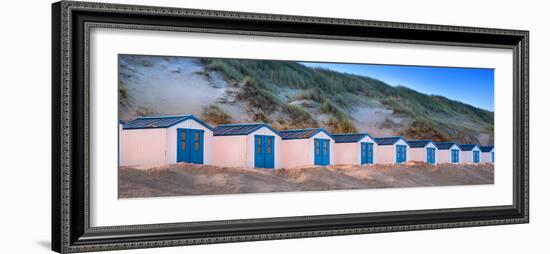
(118, 54, 495, 198)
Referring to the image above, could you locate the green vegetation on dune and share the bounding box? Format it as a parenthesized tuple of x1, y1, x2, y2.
(202, 104, 233, 125)
(199, 58, 493, 144)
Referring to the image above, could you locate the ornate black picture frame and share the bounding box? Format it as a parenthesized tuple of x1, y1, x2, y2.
(52, 1, 529, 253)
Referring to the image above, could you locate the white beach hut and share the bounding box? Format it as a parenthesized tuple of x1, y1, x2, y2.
(373, 137, 410, 164)
(458, 144, 482, 164)
(480, 145, 495, 163)
(279, 128, 335, 168)
(332, 133, 377, 165)
(407, 140, 438, 164)
(211, 123, 282, 169)
(434, 142, 461, 164)
(120, 115, 214, 167)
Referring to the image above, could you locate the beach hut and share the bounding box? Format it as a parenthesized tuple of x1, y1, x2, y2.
(332, 133, 378, 165)
(434, 142, 461, 164)
(373, 136, 410, 164)
(408, 140, 438, 164)
(211, 123, 281, 169)
(458, 144, 481, 164)
(121, 115, 214, 167)
(480, 145, 495, 163)
(279, 128, 335, 168)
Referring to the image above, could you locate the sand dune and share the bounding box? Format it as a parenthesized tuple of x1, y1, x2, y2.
(119, 162, 494, 198)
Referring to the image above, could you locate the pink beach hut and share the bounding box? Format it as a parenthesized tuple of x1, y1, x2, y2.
(373, 136, 410, 164)
(434, 142, 461, 164)
(458, 144, 481, 164)
(211, 123, 282, 169)
(407, 140, 438, 164)
(332, 133, 377, 165)
(279, 128, 335, 168)
(480, 146, 495, 163)
(120, 115, 214, 167)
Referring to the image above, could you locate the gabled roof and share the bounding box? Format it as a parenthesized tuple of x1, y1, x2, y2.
(374, 136, 408, 146)
(434, 142, 459, 150)
(123, 115, 213, 130)
(119, 120, 125, 125)
(480, 145, 495, 152)
(213, 123, 280, 136)
(332, 133, 375, 143)
(279, 128, 333, 140)
(407, 140, 435, 148)
(458, 144, 480, 151)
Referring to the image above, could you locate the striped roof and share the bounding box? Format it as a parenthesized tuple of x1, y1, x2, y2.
(332, 133, 374, 143)
(123, 115, 213, 130)
(279, 128, 333, 140)
(407, 140, 434, 148)
(480, 145, 494, 152)
(434, 142, 458, 150)
(374, 136, 408, 146)
(213, 123, 280, 136)
(458, 144, 480, 151)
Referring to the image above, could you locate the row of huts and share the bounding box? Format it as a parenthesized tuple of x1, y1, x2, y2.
(119, 115, 495, 169)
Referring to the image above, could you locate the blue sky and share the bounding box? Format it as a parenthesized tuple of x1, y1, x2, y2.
(300, 62, 494, 111)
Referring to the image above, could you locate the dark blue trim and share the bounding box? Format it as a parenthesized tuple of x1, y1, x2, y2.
(176, 128, 205, 164)
(360, 142, 374, 164)
(396, 144, 407, 163)
(280, 128, 335, 140)
(427, 147, 436, 164)
(407, 140, 436, 148)
(123, 115, 214, 131)
(332, 132, 375, 143)
(480, 146, 495, 153)
(374, 136, 409, 146)
(458, 144, 481, 151)
(254, 135, 275, 169)
(434, 142, 460, 150)
(451, 149, 460, 163)
(313, 138, 330, 166)
(213, 123, 281, 137)
(473, 150, 480, 163)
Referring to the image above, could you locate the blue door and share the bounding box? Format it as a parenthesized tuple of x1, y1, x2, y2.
(177, 129, 204, 164)
(314, 139, 330, 166)
(491, 151, 494, 163)
(451, 149, 459, 163)
(361, 142, 374, 165)
(427, 147, 436, 164)
(254, 135, 275, 168)
(396, 145, 407, 163)
(473, 151, 480, 163)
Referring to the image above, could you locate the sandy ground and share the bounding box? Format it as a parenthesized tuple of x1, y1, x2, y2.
(119, 162, 494, 198)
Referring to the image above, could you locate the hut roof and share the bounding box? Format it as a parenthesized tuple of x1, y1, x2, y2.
(279, 128, 333, 140)
(123, 115, 213, 130)
(213, 123, 280, 136)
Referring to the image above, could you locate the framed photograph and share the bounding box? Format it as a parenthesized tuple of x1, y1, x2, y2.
(52, 1, 529, 253)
